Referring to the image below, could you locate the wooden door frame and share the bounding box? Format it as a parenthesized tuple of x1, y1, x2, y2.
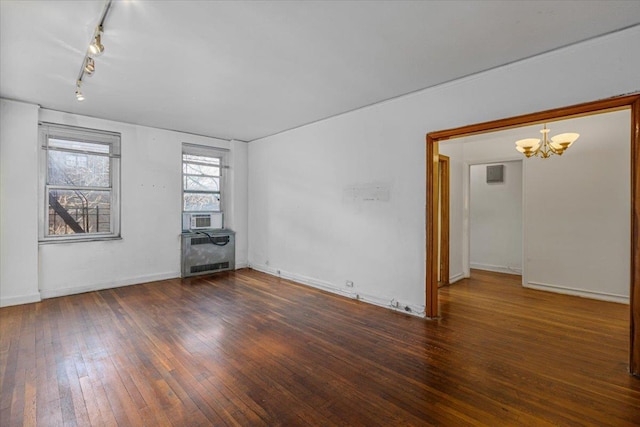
(438, 155, 450, 287)
(425, 93, 640, 376)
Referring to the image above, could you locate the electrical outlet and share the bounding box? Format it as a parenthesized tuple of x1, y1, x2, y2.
(345, 280, 354, 287)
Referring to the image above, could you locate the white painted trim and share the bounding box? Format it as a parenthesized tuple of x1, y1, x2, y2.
(470, 263, 522, 275)
(249, 263, 426, 318)
(235, 261, 249, 269)
(0, 292, 42, 308)
(449, 272, 465, 284)
(39, 271, 180, 299)
(525, 281, 629, 304)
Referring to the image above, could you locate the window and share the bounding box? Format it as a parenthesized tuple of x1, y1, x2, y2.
(182, 144, 227, 213)
(39, 123, 120, 241)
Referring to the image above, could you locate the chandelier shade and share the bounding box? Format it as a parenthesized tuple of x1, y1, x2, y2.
(515, 125, 579, 158)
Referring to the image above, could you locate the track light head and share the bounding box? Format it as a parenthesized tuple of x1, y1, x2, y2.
(76, 81, 85, 101)
(84, 57, 95, 75)
(89, 31, 104, 57)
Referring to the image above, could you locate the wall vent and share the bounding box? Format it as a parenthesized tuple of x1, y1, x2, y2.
(191, 237, 210, 245)
(486, 165, 504, 183)
(191, 236, 230, 245)
(190, 262, 230, 274)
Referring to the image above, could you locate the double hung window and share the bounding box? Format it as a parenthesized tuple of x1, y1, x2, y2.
(182, 144, 226, 213)
(39, 123, 121, 241)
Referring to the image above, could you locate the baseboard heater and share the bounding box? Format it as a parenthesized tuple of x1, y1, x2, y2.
(181, 229, 235, 277)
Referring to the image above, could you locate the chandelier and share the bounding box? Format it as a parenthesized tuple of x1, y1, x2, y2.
(515, 125, 580, 159)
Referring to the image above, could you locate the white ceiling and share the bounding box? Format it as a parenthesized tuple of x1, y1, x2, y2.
(1, 1, 639, 142)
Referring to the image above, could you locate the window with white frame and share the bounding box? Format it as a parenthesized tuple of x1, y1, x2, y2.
(182, 144, 227, 213)
(39, 123, 121, 241)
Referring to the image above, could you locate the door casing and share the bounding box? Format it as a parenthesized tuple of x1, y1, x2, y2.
(425, 93, 640, 376)
(438, 155, 449, 287)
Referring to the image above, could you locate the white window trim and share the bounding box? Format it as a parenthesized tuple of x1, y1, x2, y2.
(38, 122, 121, 243)
(182, 143, 229, 216)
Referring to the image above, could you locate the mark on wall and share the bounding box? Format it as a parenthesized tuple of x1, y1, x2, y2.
(343, 182, 391, 202)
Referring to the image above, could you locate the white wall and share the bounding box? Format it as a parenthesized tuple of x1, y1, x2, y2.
(227, 140, 249, 268)
(469, 161, 522, 274)
(248, 26, 640, 314)
(0, 99, 41, 306)
(525, 111, 630, 302)
(0, 106, 249, 305)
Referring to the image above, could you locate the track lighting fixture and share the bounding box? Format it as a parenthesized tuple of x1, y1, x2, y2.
(84, 57, 95, 75)
(76, 81, 85, 101)
(89, 29, 105, 57)
(74, 0, 112, 102)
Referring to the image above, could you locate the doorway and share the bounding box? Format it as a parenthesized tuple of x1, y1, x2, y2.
(469, 161, 523, 278)
(425, 93, 640, 376)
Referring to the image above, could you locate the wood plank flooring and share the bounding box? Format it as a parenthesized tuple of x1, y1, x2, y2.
(1, 268, 639, 426)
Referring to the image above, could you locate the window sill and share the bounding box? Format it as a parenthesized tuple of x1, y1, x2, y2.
(38, 235, 122, 245)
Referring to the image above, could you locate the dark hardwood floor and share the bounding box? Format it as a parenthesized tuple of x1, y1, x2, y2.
(1, 268, 639, 426)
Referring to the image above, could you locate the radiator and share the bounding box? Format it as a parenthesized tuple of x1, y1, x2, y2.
(181, 230, 235, 277)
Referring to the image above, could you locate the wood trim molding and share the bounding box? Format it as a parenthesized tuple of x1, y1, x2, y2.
(631, 96, 640, 376)
(426, 135, 439, 318)
(428, 94, 640, 142)
(425, 93, 640, 376)
(439, 155, 450, 288)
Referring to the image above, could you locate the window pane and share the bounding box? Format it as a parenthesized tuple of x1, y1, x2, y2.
(183, 154, 220, 165)
(183, 162, 220, 177)
(48, 189, 111, 235)
(184, 192, 220, 211)
(49, 138, 110, 154)
(48, 150, 110, 187)
(184, 176, 219, 191)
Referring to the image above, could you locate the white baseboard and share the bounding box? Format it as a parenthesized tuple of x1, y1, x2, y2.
(249, 263, 425, 317)
(470, 262, 522, 275)
(40, 271, 180, 299)
(449, 272, 465, 284)
(525, 281, 629, 304)
(235, 261, 249, 269)
(0, 292, 42, 308)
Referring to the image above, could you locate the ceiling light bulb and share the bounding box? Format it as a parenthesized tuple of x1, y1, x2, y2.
(76, 81, 85, 101)
(84, 57, 95, 75)
(89, 33, 104, 56)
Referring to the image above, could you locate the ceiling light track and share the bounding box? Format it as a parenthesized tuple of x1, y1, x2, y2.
(75, 0, 113, 102)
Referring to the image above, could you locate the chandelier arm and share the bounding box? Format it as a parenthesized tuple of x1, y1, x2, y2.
(539, 144, 548, 157)
(515, 125, 577, 160)
(533, 145, 542, 156)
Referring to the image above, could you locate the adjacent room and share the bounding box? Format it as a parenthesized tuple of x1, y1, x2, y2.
(1, 1, 639, 425)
